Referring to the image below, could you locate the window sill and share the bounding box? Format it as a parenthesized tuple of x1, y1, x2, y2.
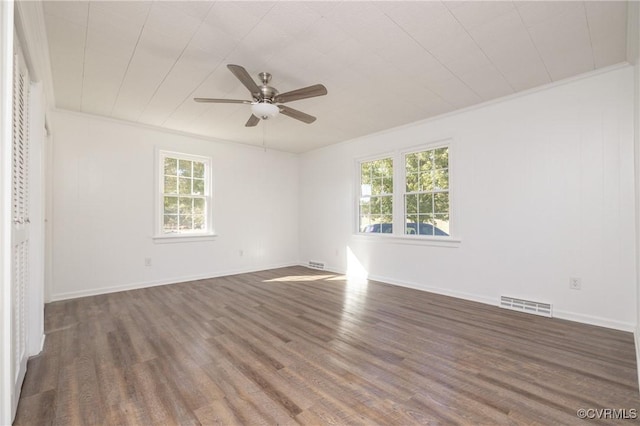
(153, 233, 218, 244)
(351, 233, 461, 248)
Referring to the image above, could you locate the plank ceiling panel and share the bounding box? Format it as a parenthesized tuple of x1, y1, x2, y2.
(110, 2, 204, 121)
(585, 1, 628, 68)
(42, 0, 630, 153)
(525, 4, 594, 80)
(43, 13, 86, 111)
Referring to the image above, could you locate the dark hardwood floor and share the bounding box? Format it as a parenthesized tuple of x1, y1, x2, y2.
(14, 266, 638, 425)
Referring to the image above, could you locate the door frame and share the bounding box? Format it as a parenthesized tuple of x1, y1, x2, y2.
(0, 0, 15, 423)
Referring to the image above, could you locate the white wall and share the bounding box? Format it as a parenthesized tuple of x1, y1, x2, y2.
(50, 110, 299, 300)
(299, 65, 636, 331)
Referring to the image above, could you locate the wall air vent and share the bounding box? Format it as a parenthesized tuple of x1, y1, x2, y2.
(500, 296, 552, 318)
(308, 261, 325, 270)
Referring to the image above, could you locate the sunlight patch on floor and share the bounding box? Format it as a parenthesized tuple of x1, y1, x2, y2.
(263, 274, 337, 282)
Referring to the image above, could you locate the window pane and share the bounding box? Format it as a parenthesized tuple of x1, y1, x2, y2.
(164, 196, 178, 214)
(406, 153, 418, 174)
(163, 215, 177, 232)
(361, 214, 377, 232)
(179, 177, 191, 194)
(434, 147, 448, 169)
(179, 215, 193, 230)
(164, 157, 177, 176)
(434, 169, 449, 190)
(434, 214, 450, 236)
(382, 177, 393, 194)
(418, 214, 435, 235)
(380, 158, 393, 177)
(369, 196, 381, 215)
(164, 176, 177, 194)
(418, 193, 433, 213)
(419, 152, 433, 172)
(361, 162, 372, 183)
(178, 160, 192, 177)
(434, 193, 449, 214)
(360, 200, 370, 215)
(359, 216, 369, 232)
(406, 172, 419, 192)
(179, 197, 193, 214)
(381, 196, 392, 215)
(372, 160, 382, 177)
(194, 198, 205, 215)
(371, 178, 383, 195)
(193, 215, 205, 230)
(193, 178, 205, 195)
(405, 194, 417, 214)
(193, 161, 205, 179)
(381, 215, 393, 232)
(405, 215, 417, 234)
(419, 172, 433, 191)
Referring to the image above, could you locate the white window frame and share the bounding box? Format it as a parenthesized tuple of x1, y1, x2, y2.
(356, 153, 395, 234)
(153, 149, 216, 243)
(400, 142, 451, 238)
(354, 139, 460, 247)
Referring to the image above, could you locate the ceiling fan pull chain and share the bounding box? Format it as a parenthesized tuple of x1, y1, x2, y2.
(263, 120, 267, 153)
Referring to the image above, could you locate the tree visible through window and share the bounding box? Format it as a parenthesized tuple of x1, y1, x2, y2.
(404, 147, 449, 236)
(356, 144, 451, 238)
(161, 152, 210, 234)
(359, 158, 393, 233)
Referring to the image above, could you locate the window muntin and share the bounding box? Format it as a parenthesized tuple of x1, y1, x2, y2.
(359, 157, 393, 233)
(160, 152, 211, 235)
(404, 147, 449, 236)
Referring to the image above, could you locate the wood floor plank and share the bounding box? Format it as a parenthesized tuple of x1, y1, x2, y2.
(16, 266, 639, 425)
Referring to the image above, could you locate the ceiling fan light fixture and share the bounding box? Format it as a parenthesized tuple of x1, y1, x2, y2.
(251, 102, 279, 120)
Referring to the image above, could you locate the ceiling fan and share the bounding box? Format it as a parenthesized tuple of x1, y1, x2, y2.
(194, 64, 327, 127)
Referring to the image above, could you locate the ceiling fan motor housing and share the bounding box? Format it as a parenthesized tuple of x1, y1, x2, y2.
(255, 82, 278, 103)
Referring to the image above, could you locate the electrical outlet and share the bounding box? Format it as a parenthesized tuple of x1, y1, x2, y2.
(569, 277, 581, 290)
(145, 257, 152, 267)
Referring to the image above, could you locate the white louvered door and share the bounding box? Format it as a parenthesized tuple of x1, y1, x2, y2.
(10, 47, 29, 414)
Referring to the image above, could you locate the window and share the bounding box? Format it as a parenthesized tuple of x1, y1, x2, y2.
(357, 142, 453, 240)
(157, 151, 212, 238)
(359, 158, 393, 233)
(404, 146, 449, 236)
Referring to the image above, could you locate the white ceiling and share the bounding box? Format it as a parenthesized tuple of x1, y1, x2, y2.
(42, 1, 628, 153)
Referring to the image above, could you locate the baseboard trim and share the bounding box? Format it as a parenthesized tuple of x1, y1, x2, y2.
(50, 262, 299, 301)
(552, 310, 634, 332)
(299, 263, 635, 332)
(366, 272, 499, 307)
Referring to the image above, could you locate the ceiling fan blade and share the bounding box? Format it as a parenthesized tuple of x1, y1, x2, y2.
(194, 98, 251, 104)
(227, 64, 260, 95)
(245, 114, 260, 127)
(279, 105, 317, 124)
(275, 84, 327, 104)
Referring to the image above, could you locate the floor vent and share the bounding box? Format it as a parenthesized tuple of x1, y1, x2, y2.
(500, 296, 552, 318)
(308, 261, 325, 270)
